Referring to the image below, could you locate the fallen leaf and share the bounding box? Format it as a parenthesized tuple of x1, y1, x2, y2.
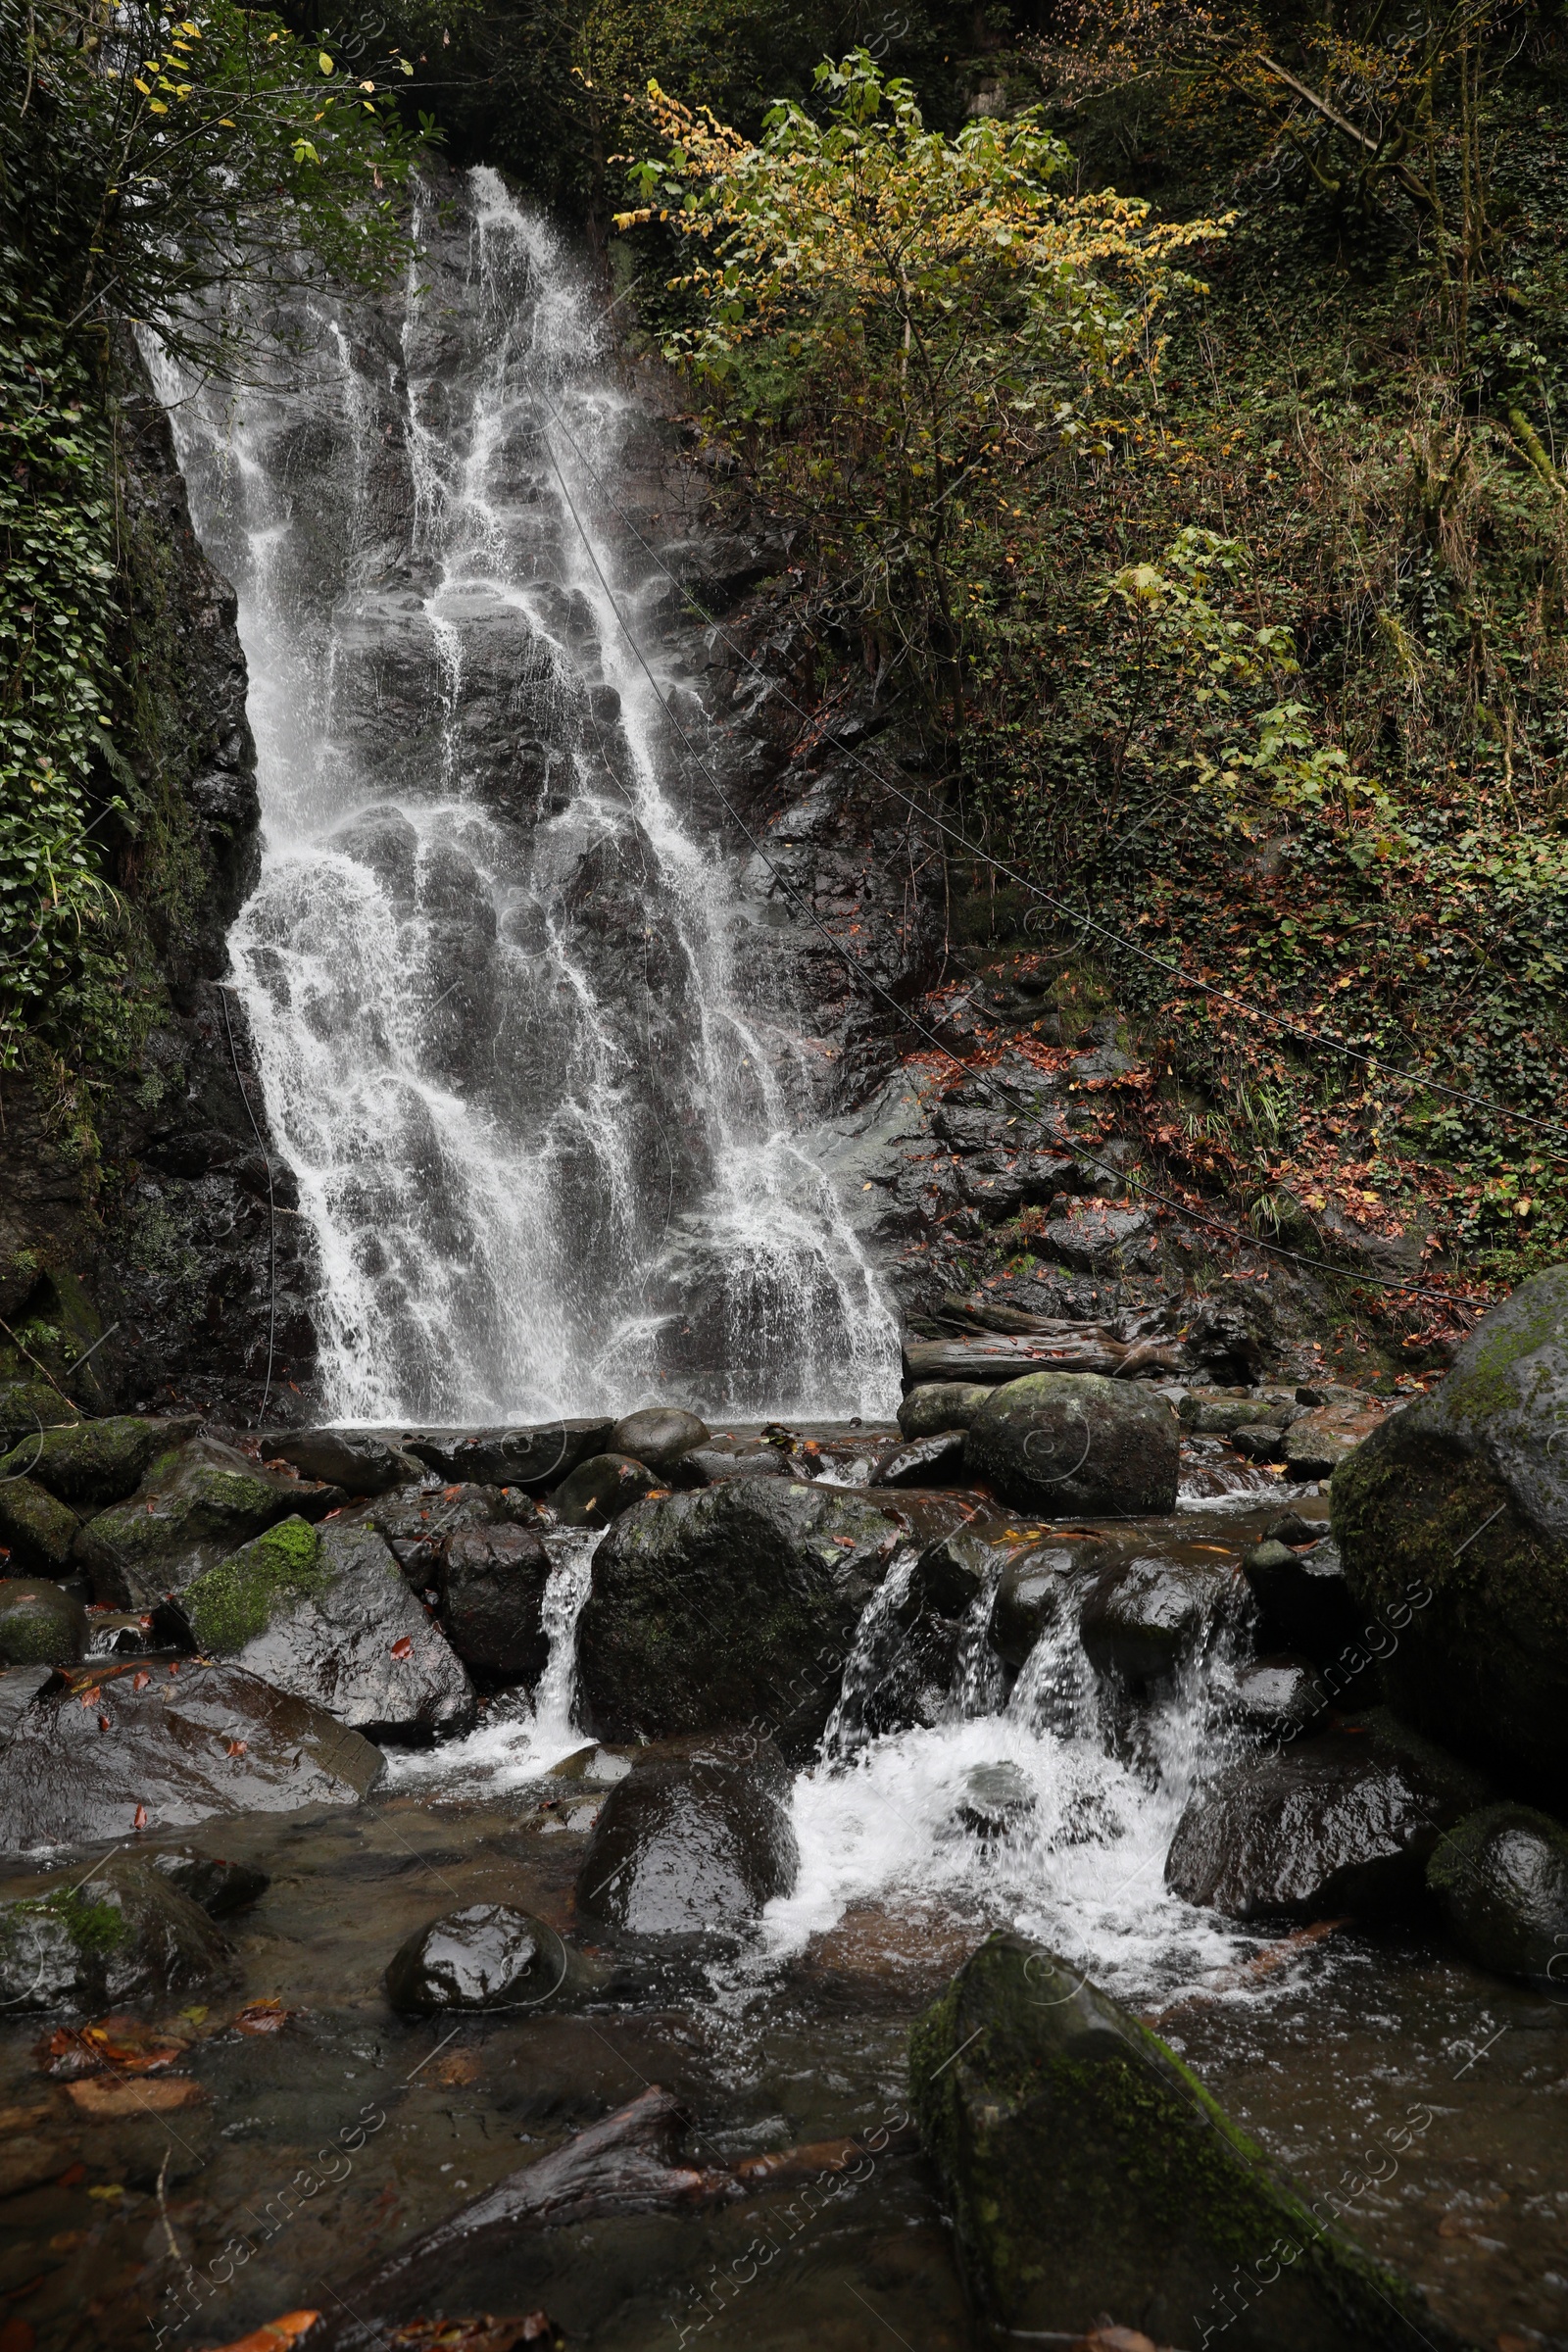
(390, 1637, 414, 1661)
(67, 2077, 206, 2118)
(204, 2314, 321, 2352)
(43, 2022, 183, 2079)
(234, 1999, 290, 2035)
(226, 1740, 248, 1757)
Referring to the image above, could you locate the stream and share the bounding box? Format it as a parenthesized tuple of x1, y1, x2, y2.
(6, 172, 1558, 2352)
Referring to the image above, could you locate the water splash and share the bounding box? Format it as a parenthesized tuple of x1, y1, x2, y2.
(154, 168, 900, 1424)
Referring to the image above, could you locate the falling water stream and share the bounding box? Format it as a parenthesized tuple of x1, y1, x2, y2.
(158, 169, 899, 1426)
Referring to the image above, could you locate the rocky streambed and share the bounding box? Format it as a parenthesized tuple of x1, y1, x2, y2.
(0, 1285, 1566, 2351)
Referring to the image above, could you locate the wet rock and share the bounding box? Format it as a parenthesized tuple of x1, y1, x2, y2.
(1427, 1804, 1568, 1987)
(0, 1856, 233, 2014)
(1231, 1422, 1288, 1461)
(1285, 1405, 1382, 1480)
(1241, 1535, 1357, 1661)
(0, 1476, 80, 1575)
(1177, 1391, 1290, 1435)
(606, 1407, 709, 1468)
(84, 1609, 162, 1659)
(897, 1382, 993, 1441)
(552, 1452, 660, 1529)
(386, 1904, 605, 2011)
(965, 1373, 1180, 1517)
(267, 1427, 423, 1494)
(147, 1847, 270, 1919)
(1226, 1654, 1329, 1740)
(360, 1479, 537, 1581)
(910, 1930, 1453, 2350)
(0, 1380, 81, 1452)
(1265, 1510, 1322, 1545)
(0, 1659, 384, 1849)
(574, 1733, 798, 1936)
(1183, 1291, 1275, 1381)
(0, 1662, 55, 1747)
(990, 1543, 1081, 1671)
(954, 1762, 1036, 1841)
(74, 1437, 346, 1609)
(0, 1578, 88, 1667)
(1164, 1720, 1491, 1919)
(407, 1420, 614, 1490)
(0, 1415, 199, 1510)
(871, 1430, 968, 1487)
(1079, 1554, 1242, 1690)
(181, 1517, 474, 1742)
(1331, 1265, 1568, 1796)
(440, 1523, 553, 1682)
(1039, 1202, 1155, 1274)
(832, 1531, 993, 1744)
(578, 1479, 901, 1760)
(679, 1442, 786, 1482)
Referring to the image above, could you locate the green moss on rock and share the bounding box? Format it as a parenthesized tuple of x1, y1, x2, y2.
(184, 1515, 325, 1654)
(910, 1932, 1464, 2351)
(0, 1414, 194, 1509)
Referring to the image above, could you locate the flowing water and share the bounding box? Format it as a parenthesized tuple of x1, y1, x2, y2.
(155, 169, 900, 1427)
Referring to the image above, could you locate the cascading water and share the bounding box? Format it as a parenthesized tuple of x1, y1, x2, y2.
(155, 167, 900, 1425)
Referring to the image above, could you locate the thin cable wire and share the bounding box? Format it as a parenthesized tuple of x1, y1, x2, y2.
(543, 397, 1568, 1160)
(539, 426, 1479, 1319)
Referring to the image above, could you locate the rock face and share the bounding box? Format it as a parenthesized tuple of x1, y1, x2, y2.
(437, 1523, 554, 1682)
(577, 1480, 902, 1759)
(1080, 1553, 1242, 1690)
(1331, 1265, 1568, 1796)
(74, 1436, 343, 1608)
(0, 1856, 234, 2014)
(385, 1905, 603, 2011)
(1164, 1721, 1491, 1919)
(182, 1518, 474, 1741)
(1427, 1804, 1568, 1987)
(910, 1931, 1453, 2351)
(574, 1733, 798, 1936)
(964, 1372, 1180, 1517)
(0, 1579, 87, 1666)
(0, 1659, 384, 1849)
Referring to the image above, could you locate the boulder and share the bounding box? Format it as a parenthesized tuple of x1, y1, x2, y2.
(909, 1931, 1457, 2350)
(1285, 1406, 1382, 1481)
(1080, 1552, 1243, 1690)
(406, 1420, 614, 1490)
(965, 1373, 1180, 1518)
(1426, 1803, 1568, 1987)
(267, 1427, 423, 1495)
(147, 1847, 270, 1920)
(574, 1733, 798, 1936)
(0, 1659, 384, 1850)
(990, 1542, 1081, 1671)
(0, 1477, 79, 1575)
(552, 1452, 660, 1529)
(679, 1442, 786, 1483)
(1331, 1264, 1568, 1795)
(74, 1437, 346, 1609)
(1242, 1536, 1357, 1659)
(897, 1382, 993, 1441)
(953, 1761, 1036, 1841)
(0, 1415, 198, 1510)
(0, 1578, 87, 1667)
(1165, 1718, 1492, 1919)
(359, 1479, 536, 1583)
(870, 1430, 968, 1488)
(385, 1904, 603, 2011)
(439, 1523, 553, 1682)
(1178, 1392, 1292, 1435)
(180, 1518, 474, 1742)
(1227, 1655, 1330, 1740)
(1040, 1202, 1155, 1272)
(0, 1380, 81, 1453)
(578, 1480, 902, 1760)
(0, 1856, 233, 2014)
(605, 1407, 709, 1468)
(1231, 1422, 1288, 1461)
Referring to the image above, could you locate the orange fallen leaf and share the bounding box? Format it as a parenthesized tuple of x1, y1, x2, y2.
(390, 1636, 414, 1660)
(133, 1804, 148, 1829)
(43, 2021, 183, 2079)
(132, 1673, 151, 1692)
(204, 2312, 321, 2352)
(234, 2000, 290, 2035)
(226, 1740, 248, 1757)
(67, 2077, 206, 2118)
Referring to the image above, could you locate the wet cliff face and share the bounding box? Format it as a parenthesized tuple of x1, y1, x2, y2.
(0, 350, 319, 1425)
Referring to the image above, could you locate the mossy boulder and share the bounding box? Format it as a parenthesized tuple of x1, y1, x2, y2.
(1331, 1263, 1568, 1797)
(73, 1436, 345, 1608)
(1427, 1803, 1568, 1987)
(0, 1476, 79, 1574)
(183, 1519, 473, 1742)
(0, 1855, 233, 2013)
(0, 1578, 87, 1667)
(577, 1479, 903, 1760)
(0, 1381, 81, 1453)
(964, 1372, 1180, 1517)
(0, 1414, 198, 1510)
(909, 1931, 1465, 2350)
(898, 1382, 994, 1441)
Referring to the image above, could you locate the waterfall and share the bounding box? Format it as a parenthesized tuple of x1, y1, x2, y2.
(155, 168, 902, 1426)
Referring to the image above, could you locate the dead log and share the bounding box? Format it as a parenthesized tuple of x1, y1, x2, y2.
(315, 2088, 739, 2349)
(903, 1335, 1181, 1385)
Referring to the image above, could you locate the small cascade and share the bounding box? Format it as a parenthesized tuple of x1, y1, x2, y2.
(154, 167, 900, 1426)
